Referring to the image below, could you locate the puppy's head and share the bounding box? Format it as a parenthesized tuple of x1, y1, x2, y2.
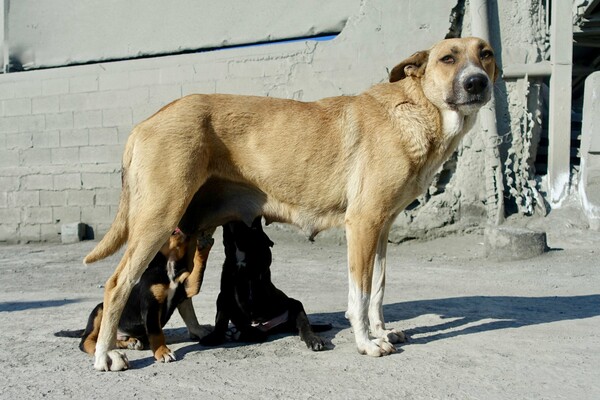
(223, 218, 274, 279)
(159, 229, 189, 266)
(390, 37, 498, 116)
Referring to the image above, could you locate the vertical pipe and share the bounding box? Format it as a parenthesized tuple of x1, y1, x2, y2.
(1, 0, 7, 73)
(547, 0, 573, 206)
(470, 0, 505, 225)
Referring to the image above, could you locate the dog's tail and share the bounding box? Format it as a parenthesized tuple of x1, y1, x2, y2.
(83, 140, 133, 265)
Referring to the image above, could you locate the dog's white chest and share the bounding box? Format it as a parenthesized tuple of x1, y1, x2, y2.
(441, 109, 464, 138)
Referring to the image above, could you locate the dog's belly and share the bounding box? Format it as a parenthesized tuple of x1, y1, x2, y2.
(182, 177, 346, 237)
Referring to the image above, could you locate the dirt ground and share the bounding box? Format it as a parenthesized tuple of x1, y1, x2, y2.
(1, 207, 599, 399)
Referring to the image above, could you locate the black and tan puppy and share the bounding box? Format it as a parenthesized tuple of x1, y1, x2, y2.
(200, 218, 331, 350)
(58, 230, 212, 363)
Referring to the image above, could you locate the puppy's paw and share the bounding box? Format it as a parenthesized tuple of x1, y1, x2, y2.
(385, 328, 407, 344)
(154, 346, 176, 363)
(94, 350, 129, 372)
(304, 335, 326, 351)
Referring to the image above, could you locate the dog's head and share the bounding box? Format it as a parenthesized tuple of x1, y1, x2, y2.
(389, 37, 498, 116)
(223, 218, 274, 280)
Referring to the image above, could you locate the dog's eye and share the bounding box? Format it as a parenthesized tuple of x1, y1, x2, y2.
(480, 50, 494, 60)
(440, 55, 455, 64)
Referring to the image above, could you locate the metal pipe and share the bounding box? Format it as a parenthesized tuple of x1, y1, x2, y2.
(502, 61, 553, 79)
(470, 0, 505, 225)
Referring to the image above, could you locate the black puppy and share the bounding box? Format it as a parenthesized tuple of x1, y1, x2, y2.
(200, 218, 330, 350)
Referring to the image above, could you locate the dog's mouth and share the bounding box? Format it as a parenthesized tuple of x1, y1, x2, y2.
(447, 93, 490, 113)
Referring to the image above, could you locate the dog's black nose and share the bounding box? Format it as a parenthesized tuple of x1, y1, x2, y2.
(464, 74, 488, 94)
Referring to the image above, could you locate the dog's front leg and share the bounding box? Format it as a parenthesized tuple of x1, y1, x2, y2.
(368, 219, 407, 344)
(345, 216, 396, 357)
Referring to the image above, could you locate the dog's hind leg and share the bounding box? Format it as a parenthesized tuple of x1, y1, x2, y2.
(345, 213, 396, 357)
(368, 219, 407, 344)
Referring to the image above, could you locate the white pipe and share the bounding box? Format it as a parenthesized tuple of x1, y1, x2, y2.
(470, 0, 505, 225)
(502, 61, 553, 79)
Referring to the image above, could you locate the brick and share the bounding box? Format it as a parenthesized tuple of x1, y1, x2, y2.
(0, 82, 16, 100)
(88, 87, 149, 109)
(19, 224, 41, 242)
(0, 223, 18, 242)
(182, 81, 216, 96)
(8, 190, 39, 207)
(160, 65, 195, 84)
(80, 145, 123, 164)
(82, 205, 112, 224)
(17, 115, 45, 132)
(41, 223, 61, 241)
(95, 188, 120, 205)
(6, 132, 32, 149)
(14, 80, 42, 98)
(42, 78, 70, 96)
(70, 75, 99, 93)
(20, 148, 52, 166)
(117, 125, 133, 144)
(130, 69, 160, 87)
(60, 128, 89, 147)
(132, 103, 161, 124)
(89, 127, 118, 145)
(193, 62, 229, 80)
(148, 84, 182, 104)
(102, 108, 132, 127)
(74, 110, 102, 128)
(99, 72, 130, 91)
(24, 207, 53, 223)
(0, 150, 19, 167)
(3, 98, 32, 116)
(54, 173, 82, 190)
(61, 222, 86, 243)
(59, 92, 91, 112)
(0, 208, 21, 223)
(53, 206, 81, 223)
(216, 78, 265, 96)
(40, 191, 68, 207)
(32, 130, 60, 148)
(0, 191, 7, 208)
(32, 96, 59, 114)
(81, 172, 111, 189)
(21, 174, 53, 190)
(51, 147, 80, 165)
(109, 171, 123, 188)
(0, 176, 20, 191)
(0, 116, 19, 133)
(46, 112, 74, 130)
(67, 190, 94, 206)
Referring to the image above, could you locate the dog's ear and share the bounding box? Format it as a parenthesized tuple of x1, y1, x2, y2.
(389, 50, 429, 82)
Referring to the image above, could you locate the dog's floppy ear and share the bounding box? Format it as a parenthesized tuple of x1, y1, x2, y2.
(389, 50, 429, 82)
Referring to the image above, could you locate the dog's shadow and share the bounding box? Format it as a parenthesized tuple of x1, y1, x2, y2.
(310, 294, 600, 345)
(131, 294, 600, 368)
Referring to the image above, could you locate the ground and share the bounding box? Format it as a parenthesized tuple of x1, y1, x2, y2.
(1, 209, 599, 399)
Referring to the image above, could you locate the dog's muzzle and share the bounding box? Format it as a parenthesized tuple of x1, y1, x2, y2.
(463, 73, 489, 96)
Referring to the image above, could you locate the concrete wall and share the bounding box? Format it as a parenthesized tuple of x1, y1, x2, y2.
(5, 0, 357, 69)
(0, 0, 459, 242)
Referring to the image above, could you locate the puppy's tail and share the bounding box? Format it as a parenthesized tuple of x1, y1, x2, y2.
(83, 141, 133, 265)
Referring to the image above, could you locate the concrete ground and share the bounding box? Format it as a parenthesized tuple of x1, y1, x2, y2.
(1, 209, 599, 399)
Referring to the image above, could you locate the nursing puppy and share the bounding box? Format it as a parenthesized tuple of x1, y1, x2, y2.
(83, 37, 498, 371)
(77, 231, 212, 363)
(200, 218, 331, 350)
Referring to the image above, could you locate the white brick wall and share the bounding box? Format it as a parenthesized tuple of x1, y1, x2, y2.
(0, 0, 457, 242)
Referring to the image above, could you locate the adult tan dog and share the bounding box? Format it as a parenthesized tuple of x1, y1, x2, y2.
(84, 37, 497, 371)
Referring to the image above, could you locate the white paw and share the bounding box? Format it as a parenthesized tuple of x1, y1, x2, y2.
(94, 350, 129, 372)
(156, 351, 176, 363)
(357, 339, 396, 357)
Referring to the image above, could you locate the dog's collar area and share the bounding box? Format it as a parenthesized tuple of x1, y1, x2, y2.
(251, 310, 289, 332)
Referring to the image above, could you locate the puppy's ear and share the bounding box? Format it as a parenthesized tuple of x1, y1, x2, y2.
(389, 50, 429, 82)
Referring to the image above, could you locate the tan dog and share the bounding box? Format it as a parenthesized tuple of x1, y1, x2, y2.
(84, 37, 497, 371)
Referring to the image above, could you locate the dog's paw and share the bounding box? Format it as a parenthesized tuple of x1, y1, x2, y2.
(357, 339, 396, 357)
(94, 350, 130, 372)
(384, 328, 407, 344)
(154, 346, 176, 363)
(199, 331, 226, 346)
(304, 335, 326, 351)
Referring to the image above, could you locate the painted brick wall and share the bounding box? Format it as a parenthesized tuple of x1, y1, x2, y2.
(0, 0, 459, 242)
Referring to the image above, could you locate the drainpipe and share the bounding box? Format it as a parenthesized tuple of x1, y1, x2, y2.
(470, 0, 504, 225)
(499, 1, 573, 207)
